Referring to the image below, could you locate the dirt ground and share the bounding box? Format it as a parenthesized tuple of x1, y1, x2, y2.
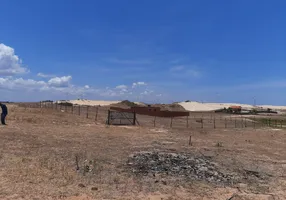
(0, 105, 285, 200)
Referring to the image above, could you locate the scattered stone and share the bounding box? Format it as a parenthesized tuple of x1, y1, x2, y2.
(161, 180, 167, 185)
(91, 187, 98, 191)
(78, 183, 86, 188)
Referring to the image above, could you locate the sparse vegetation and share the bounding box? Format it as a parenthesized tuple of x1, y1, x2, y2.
(0, 103, 285, 199)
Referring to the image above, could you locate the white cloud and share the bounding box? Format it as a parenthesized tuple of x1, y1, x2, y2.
(48, 76, 72, 87)
(140, 90, 153, 95)
(132, 81, 147, 88)
(0, 76, 161, 101)
(115, 84, 127, 89)
(0, 77, 46, 90)
(37, 72, 56, 78)
(0, 43, 29, 75)
(0, 43, 162, 101)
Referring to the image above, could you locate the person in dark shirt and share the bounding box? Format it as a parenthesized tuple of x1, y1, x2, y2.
(0, 103, 8, 125)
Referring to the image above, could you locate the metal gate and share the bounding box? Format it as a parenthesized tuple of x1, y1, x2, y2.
(107, 110, 136, 125)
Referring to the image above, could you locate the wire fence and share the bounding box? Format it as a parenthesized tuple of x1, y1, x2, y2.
(17, 102, 286, 130)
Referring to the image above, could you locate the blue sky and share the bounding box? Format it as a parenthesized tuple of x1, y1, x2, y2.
(0, 0, 286, 104)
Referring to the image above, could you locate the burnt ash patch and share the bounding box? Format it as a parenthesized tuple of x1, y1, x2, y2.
(126, 152, 269, 186)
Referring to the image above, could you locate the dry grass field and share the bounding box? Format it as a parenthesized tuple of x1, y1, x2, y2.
(0, 104, 286, 199)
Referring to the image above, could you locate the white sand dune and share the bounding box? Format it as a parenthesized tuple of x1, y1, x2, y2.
(178, 101, 286, 112)
(56, 100, 145, 106)
(64, 100, 120, 106)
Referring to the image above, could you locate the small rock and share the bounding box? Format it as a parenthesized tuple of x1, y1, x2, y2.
(199, 166, 208, 172)
(91, 187, 98, 191)
(78, 183, 85, 188)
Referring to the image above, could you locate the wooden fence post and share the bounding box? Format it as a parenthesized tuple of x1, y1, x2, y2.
(86, 106, 89, 118)
(170, 117, 173, 128)
(225, 118, 227, 128)
(107, 110, 110, 125)
(201, 119, 203, 129)
(241, 117, 243, 128)
(95, 106, 99, 121)
(189, 135, 192, 146)
(275, 120, 277, 127)
(133, 112, 136, 125)
(213, 118, 216, 129)
(154, 116, 156, 127)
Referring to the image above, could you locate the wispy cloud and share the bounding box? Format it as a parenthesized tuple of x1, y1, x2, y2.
(132, 81, 147, 88)
(190, 79, 286, 94)
(169, 65, 201, 78)
(170, 65, 185, 72)
(37, 72, 56, 78)
(229, 80, 286, 90)
(107, 58, 153, 65)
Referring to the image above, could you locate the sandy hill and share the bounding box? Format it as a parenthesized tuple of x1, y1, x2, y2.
(56, 100, 146, 107)
(178, 101, 286, 112)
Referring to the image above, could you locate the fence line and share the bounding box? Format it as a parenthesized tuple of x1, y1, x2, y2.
(16, 102, 286, 130)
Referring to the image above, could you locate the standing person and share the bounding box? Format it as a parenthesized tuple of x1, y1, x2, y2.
(0, 103, 8, 125)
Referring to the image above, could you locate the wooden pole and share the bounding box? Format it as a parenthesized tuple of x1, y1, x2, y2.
(225, 118, 227, 128)
(154, 116, 156, 127)
(275, 120, 277, 127)
(95, 106, 99, 121)
(241, 117, 243, 128)
(133, 112, 136, 125)
(86, 106, 89, 118)
(213, 118, 216, 129)
(201, 119, 203, 129)
(170, 117, 173, 128)
(189, 135, 192, 146)
(107, 110, 110, 125)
